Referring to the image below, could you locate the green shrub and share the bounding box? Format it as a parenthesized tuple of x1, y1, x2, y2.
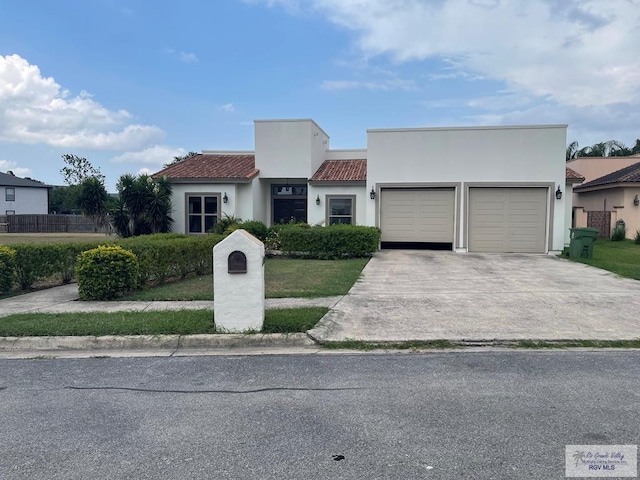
(210, 214, 240, 235)
(635, 229, 640, 245)
(0, 245, 16, 293)
(611, 224, 627, 241)
(76, 245, 139, 300)
(118, 233, 224, 284)
(239, 220, 268, 241)
(278, 224, 380, 259)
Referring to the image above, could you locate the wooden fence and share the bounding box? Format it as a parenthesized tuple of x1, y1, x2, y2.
(0, 214, 110, 234)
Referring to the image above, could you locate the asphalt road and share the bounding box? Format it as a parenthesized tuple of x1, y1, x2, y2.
(1, 351, 639, 479)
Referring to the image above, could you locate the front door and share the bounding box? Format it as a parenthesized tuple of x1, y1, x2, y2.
(272, 184, 307, 224)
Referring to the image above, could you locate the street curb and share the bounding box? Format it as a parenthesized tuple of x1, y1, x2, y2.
(0, 333, 315, 352)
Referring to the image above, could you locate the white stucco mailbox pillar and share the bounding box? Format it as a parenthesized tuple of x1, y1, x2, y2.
(213, 229, 265, 332)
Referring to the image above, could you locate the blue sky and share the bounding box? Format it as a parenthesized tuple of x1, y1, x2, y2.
(1, 0, 639, 191)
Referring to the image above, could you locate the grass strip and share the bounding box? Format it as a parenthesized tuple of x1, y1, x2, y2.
(124, 257, 370, 301)
(0, 307, 328, 337)
(566, 239, 640, 280)
(321, 340, 457, 351)
(320, 339, 640, 350)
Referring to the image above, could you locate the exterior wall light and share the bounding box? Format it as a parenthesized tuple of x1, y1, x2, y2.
(370, 188, 376, 200)
(555, 186, 563, 200)
(634, 194, 639, 206)
(223, 192, 228, 204)
(316, 194, 321, 205)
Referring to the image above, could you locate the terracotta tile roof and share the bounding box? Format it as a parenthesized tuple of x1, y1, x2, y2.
(310, 159, 367, 182)
(575, 161, 640, 190)
(565, 167, 584, 181)
(152, 154, 259, 181)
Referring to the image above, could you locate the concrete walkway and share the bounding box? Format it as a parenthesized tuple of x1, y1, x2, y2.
(0, 283, 342, 317)
(308, 250, 640, 342)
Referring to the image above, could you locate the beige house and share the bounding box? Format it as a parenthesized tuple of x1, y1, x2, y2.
(570, 155, 640, 237)
(153, 118, 570, 253)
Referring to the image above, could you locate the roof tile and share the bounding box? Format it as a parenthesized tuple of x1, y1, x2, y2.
(575, 161, 640, 189)
(152, 154, 259, 181)
(565, 167, 584, 181)
(310, 159, 367, 182)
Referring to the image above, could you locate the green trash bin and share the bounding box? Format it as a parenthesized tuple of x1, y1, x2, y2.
(569, 227, 598, 259)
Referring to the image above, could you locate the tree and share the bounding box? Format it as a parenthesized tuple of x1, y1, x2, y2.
(60, 154, 105, 185)
(49, 186, 82, 214)
(79, 177, 110, 231)
(112, 173, 173, 237)
(163, 151, 198, 168)
(566, 138, 640, 161)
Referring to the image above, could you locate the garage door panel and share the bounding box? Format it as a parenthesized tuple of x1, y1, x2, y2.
(381, 189, 454, 243)
(469, 187, 547, 253)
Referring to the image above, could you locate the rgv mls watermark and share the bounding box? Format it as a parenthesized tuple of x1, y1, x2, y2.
(566, 445, 637, 477)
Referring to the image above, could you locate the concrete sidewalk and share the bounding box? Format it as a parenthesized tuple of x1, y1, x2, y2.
(0, 283, 342, 317)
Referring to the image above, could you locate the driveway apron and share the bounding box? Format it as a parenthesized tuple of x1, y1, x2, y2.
(308, 250, 640, 342)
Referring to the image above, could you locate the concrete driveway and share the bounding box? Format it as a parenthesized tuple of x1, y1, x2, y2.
(308, 250, 640, 342)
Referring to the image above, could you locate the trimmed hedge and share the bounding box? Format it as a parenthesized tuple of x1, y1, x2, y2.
(0, 245, 16, 293)
(6, 233, 224, 292)
(278, 224, 380, 259)
(9, 242, 102, 290)
(76, 246, 139, 300)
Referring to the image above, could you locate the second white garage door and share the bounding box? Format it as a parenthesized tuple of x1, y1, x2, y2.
(380, 189, 455, 243)
(468, 187, 547, 253)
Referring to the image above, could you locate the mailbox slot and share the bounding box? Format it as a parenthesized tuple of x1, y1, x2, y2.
(228, 250, 247, 274)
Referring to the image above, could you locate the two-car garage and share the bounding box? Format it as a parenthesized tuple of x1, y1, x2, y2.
(379, 187, 549, 253)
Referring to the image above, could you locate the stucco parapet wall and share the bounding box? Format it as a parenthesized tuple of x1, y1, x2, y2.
(367, 124, 568, 133)
(325, 149, 368, 160)
(254, 118, 331, 140)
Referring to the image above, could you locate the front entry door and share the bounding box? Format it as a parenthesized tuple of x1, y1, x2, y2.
(272, 184, 307, 224)
(273, 198, 307, 224)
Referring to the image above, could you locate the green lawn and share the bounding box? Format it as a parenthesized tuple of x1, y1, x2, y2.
(0, 307, 329, 336)
(567, 239, 640, 280)
(123, 257, 370, 301)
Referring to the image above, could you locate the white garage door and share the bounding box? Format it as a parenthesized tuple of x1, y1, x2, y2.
(380, 189, 455, 243)
(468, 187, 547, 253)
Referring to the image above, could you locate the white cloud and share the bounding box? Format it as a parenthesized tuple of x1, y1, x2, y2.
(179, 52, 199, 63)
(164, 49, 199, 63)
(252, 0, 640, 107)
(137, 167, 154, 176)
(218, 103, 235, 113)
(0, 159, 31, 177)
(0, 54, 165, 150)
(110, 145, 187, 165)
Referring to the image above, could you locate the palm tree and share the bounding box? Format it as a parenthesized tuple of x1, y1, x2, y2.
(79, 177, 110, 232)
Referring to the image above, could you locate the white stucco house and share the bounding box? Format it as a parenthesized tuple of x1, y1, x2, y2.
(152, 118, 572, 254)
(0, 171, 50, 215)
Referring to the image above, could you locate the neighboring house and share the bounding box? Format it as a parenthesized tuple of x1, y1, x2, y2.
(571, 157, 640, 238)
(152, 118, 570, 253)
(0, 171, 50, 215)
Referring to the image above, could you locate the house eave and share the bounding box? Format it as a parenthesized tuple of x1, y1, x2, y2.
(308, 180, 366, 186)
(162, 177, 255, 184)
(574, 182, 640, 193)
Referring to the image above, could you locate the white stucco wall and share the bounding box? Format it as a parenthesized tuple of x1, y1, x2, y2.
(170, 183, 240, 234)
(1, 186, 49, 215)
(307, 185, 367, 226)
(325, 149, 367, 160)
(366, 125, 567, 252)
(255, 119, 328, 178)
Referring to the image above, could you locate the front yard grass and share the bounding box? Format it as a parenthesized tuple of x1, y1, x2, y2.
(0, 307, 329, 336)
(124, 257, 370, 301)
(567, 239, 640, 280)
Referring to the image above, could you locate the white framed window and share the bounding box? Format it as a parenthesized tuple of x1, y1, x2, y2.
(5, 188, 15, 202)
(326, 195, 355, 225)
(5, 210, 15, 215)
(186, 193, 220, 233)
